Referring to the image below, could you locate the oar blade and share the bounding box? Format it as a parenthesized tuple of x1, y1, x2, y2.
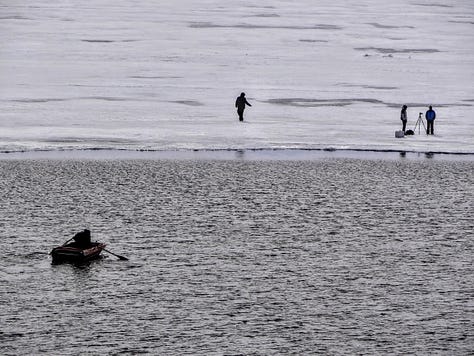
(104, 248, 129, 261)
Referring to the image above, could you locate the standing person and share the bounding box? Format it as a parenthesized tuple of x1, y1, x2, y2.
(425, 105, 436, 135)
(400, 105, 408, 132)
(235, 92, 252, 122)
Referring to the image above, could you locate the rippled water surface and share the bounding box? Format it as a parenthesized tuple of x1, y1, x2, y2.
(1, 156, 473, 355)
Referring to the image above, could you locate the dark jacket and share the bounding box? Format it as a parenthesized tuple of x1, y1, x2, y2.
(73, 229, 91, 247)
(400, 109, 407, 121)
(236, 96, 251, 111)
(425, 109, 436, 121)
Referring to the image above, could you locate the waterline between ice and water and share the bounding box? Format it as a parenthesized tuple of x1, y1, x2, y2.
(1, 148, 474, 161)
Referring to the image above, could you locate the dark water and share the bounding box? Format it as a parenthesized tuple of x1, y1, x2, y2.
(1, 157, 473, 355)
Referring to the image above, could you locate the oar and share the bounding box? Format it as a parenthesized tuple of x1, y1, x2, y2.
(104, 249, 128, 261)
(49, 237, 74, 256)
(62, 237, 75, 246)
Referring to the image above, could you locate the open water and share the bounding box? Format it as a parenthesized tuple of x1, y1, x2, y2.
(0, 154, 473, 355)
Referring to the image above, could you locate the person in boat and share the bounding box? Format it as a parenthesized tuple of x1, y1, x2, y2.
(73, 229, 92, 248)
(235, 92, 252, 122)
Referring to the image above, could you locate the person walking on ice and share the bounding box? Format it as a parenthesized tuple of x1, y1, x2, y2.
(235, 92, 252, 122)
(425, 105, 436, 135)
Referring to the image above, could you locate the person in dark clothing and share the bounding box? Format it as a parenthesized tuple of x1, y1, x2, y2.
(425, 105, 436, 135)
(235, 92, 252, 122)
(400, 105, 408, 132)
(73, 229, 91, 248)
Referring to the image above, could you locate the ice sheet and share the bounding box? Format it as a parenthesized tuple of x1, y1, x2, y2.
(1, 0, 473, 153)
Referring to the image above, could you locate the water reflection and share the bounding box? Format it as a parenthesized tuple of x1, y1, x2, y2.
(235, 149, 245, 159)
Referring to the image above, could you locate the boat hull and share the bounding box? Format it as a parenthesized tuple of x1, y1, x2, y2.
(51, 242, 106, 264)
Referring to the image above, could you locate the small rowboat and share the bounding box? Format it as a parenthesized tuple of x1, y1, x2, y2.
(51, 242, 106, 264)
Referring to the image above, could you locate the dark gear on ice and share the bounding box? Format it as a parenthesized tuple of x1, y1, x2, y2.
(425, 106, 436, 135)
(400, 105, 408, 132)
(235, 92, 252, 122)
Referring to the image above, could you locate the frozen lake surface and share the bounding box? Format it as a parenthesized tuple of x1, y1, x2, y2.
(1, 0, 473, 154)
(1, 158, 473, 355)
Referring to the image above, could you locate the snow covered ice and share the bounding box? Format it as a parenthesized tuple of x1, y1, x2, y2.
(0, 0, 473, 153)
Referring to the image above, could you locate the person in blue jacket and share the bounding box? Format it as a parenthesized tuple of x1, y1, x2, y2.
(425, 106, 436, 135)
(235, 92, 252, 122)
